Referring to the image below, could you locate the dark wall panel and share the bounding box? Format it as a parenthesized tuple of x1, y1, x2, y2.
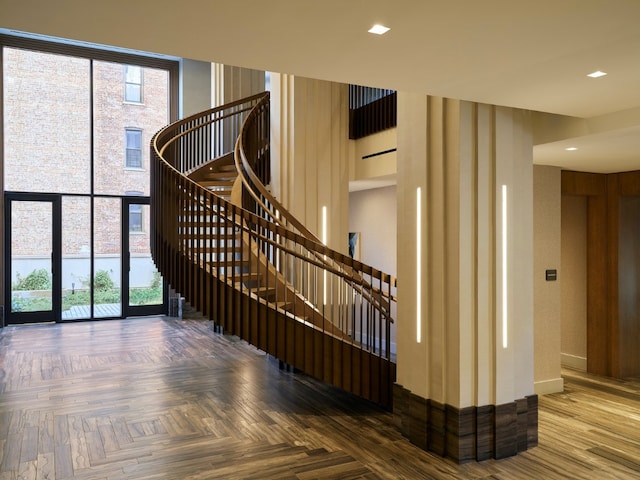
(562, 169, 640, 378)
(618, 195, 640, 377)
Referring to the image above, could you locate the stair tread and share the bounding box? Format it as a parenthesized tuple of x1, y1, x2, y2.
(201, 170, 237, 179)
(200, 180, 235, 187)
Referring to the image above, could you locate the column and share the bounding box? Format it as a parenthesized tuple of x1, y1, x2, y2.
(269, 74, 350, 253)
(212, 63, 265, 107)
(394, 93, 536, 462)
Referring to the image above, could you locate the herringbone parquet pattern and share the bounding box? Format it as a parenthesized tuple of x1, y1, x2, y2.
(1, 317, 640, 479)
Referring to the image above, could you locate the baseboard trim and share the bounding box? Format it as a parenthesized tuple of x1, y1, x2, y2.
(534, 377, 564, 395)
(561, 353, 587, 371)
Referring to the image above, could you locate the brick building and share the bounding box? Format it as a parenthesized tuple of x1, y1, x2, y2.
(4, 45, 171, 310)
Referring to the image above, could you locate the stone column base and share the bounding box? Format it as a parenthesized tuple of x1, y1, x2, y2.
(393, 384, 538, 463)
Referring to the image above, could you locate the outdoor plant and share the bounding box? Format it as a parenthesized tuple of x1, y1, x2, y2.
(12, 268, 52, 291)
(93, 269, 115, 292)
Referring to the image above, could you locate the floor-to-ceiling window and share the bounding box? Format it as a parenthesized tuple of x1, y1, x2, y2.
(1, 34, 178, 324)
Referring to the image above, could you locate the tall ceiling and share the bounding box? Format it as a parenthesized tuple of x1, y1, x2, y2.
(2, 0, 640, 172)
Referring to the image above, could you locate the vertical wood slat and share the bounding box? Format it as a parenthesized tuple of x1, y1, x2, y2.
(348, 87, 397, 139)
(561, 169, 640, 379)
(150, 92, 397, 408)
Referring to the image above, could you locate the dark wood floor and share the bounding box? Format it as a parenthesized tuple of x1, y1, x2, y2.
(1, 317, 640, 479)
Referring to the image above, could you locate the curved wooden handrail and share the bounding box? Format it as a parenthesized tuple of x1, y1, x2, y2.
(233, 93, 397, 314)
(150, 92, 397, 407)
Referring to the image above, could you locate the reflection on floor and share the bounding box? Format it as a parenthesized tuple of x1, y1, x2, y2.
(1, 317, 640, 479)
(61, 303, 121, 320)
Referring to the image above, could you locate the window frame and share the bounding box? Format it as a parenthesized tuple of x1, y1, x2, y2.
(124, 65, 143, 103)
(124, 128, 143, 170)
(128, 203, 143, 233)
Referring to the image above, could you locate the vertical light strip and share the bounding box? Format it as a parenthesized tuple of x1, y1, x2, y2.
(501, 184, 508, 349)
(322, 206, 327, 305)
(416, 187, 422, 343)
(275, 209, 280, 271)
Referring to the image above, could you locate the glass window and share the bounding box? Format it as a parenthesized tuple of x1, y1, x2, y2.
(2, 35, 176, 322)
(3, 47, 91, 194)
(124, 65, 142, 102)
(94, 61, 169, 196)
(129, 204, 143, 233)
(125, 128, 142, 169)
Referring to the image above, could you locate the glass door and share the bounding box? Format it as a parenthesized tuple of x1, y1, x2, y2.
(5, 194, 61, 324)
(3, 40, 175, 324)
(122, 197, 166, 316)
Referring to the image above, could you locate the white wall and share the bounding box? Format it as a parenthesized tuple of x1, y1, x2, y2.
(180, 58, 212, 117)
(348, 185, 397, 276)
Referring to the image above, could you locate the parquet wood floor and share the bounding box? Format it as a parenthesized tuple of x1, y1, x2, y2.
(1, 317, 640, 479)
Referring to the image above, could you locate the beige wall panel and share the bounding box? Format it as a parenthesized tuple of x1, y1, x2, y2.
(561, 194, 588, 365)
(444, 99, 462, 406)
(397, 95, 534, 409)
(352, 128, 397, 182)
(270, 75, 349, 252)
(510, 108, 535, 402)
(396, 92, 429, 398)
(493, 107, 534, 404)
(475, 103, 496, 407)
(212, 63, 264, 107)
(455, 101, 476, 407)
(426, 96, 446, 404)
(533, 165, 563, 393)
(494, 107, 515, 405)
(269, 73, 294, 209)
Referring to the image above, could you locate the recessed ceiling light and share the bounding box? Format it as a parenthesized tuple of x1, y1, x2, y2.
(587, 71, 607, 78)
(368, 24, 390, 35)
(565, 147, 578, 151)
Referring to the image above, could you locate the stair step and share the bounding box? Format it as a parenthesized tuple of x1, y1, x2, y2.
(188, 245, 243, 253)
(201, 171, 237, 180)
(275, 301, 295, 311)
(178, 219, 236, 224)
(220, 259, 250, 268)
(200, 180, 235, 188)
(208, 188, 233, 197)
(234, 272, 262, 284)
(253, 286, 277, 299)
(179, 231, 239, 238)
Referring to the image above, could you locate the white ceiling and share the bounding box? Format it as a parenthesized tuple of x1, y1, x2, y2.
(2, 0, 640, 173)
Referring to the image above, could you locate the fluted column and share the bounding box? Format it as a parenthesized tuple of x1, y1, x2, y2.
(394, 93, 536, 462)
(211, 64, 265, 106)
(269, 74, 350, 253)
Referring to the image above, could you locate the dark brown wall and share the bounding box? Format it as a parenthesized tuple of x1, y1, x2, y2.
(562, 170, 640, 378)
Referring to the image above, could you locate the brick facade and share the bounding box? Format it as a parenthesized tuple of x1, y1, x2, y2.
(4, 47, 169, 258)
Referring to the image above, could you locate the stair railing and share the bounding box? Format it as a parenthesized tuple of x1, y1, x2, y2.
(234, 93, 397, 327)
(151, 92, 397, 407)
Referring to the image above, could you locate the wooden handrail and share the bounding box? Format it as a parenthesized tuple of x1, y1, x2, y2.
(150, 92, 397, 407)
(233, 93, 397, 313)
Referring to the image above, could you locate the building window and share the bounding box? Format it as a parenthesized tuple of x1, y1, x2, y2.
(124, 65, 143, 103)
(129, 204, 143, 232)
(125, 128, 143, 169)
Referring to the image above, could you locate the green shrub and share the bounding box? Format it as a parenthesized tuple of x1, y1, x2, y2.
(87, 269, 115, 292)
(13, 268, 52, 291)
(130, 287, 162, 305)
(150, 271, 161, 290)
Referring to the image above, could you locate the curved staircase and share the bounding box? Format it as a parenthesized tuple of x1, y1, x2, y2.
(151, 92, 397, 407)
